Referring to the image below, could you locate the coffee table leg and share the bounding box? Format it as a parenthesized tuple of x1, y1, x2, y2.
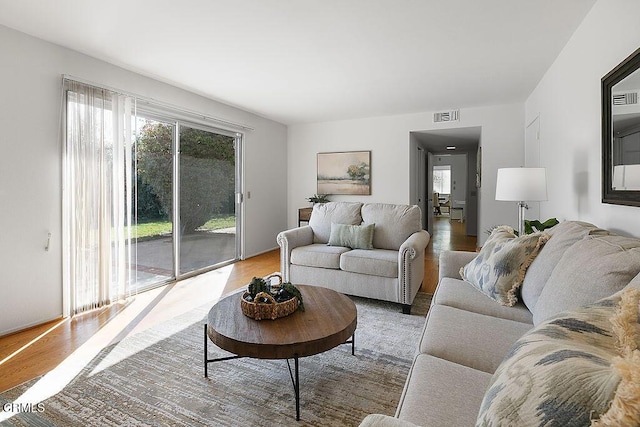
(294, 356, 300, 421)
(286, 356, 301, 421)
(344, 332, 356, 355)
(352, 332, 355, 356)
(204, 324, 208, 378)
(204, 323, 243, 378)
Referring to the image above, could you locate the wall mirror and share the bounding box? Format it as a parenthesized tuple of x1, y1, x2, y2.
(602, 47, 640, 206)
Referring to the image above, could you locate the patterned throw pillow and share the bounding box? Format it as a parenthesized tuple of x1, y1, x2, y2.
(460, 226, 549, 306)
(476, 288, 640, 427)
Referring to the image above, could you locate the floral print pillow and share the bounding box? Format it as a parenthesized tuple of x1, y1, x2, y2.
(476, 287, 640, 427)
(460, 226, 549, 306)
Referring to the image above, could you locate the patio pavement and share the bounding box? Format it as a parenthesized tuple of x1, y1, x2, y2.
(130, 229, 236, 290)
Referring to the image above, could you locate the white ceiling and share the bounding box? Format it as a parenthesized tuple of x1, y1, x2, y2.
(0, 0, 596, 125)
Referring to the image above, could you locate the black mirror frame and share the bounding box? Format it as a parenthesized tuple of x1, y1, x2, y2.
(602, 47, 640, 207)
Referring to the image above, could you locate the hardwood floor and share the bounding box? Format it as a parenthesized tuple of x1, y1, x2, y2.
(0, 218, 476, 393)
(0, 250, 280, 393)
(422, 216, 478, 294)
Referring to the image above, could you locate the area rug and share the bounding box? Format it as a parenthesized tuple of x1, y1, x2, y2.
(1, 293, 431, 427)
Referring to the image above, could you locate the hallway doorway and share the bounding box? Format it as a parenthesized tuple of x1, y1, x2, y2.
(410, 126, 481, 241)
(410, 127, 480, 294)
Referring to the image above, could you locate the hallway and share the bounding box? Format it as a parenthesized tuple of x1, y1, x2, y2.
(423, 216, 478, 293)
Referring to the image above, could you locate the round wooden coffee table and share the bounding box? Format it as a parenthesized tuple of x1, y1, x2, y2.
(204, 285, 357, 421)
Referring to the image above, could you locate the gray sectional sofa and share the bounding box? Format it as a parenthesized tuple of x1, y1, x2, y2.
(277, 202, 430, 313)
(360, 220, 640, 426)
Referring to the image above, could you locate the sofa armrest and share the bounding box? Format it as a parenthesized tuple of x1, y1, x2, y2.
(398, 230, 430, 305)
(438, 250, 477, 281)
(359, 414, 420, 427)
(276, 226, 314, 281)
(399, 230, 431, 258)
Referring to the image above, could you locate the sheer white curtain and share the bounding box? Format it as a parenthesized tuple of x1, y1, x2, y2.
(63, 79, 135, 315)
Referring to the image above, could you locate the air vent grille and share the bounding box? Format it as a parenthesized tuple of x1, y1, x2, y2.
(613, 92, 638, 105)
(434, 110, 460, 123)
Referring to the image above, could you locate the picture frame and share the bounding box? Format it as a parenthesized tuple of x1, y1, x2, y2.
(317, 151, 371, 195)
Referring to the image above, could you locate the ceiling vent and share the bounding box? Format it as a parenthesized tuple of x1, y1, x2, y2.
(613, 92, 638, 105)
(434, 110, 460, 123)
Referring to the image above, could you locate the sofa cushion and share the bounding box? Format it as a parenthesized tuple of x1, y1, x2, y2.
(290, 244, 350, 269)
(533, 234, 640, 325)
(477, 288, 640, 427)
(309, 202, 363, 244)
(433, 278, 533, 324)
(328, 222, 375, 250)
(460, 226, 549, 306)
(521, 221, 609, 312)
(361, 203, 422, 250)
(340, 249, 398, 278)
(397, 354, 492, 427)
(418, 305, 533, 373)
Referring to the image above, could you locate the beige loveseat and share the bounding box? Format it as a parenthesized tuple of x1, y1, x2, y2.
(361, 221, 640, 426)
(277, 202, 430, 313)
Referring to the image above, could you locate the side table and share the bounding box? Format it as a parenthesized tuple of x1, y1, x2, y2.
(298, 207, 313, 226)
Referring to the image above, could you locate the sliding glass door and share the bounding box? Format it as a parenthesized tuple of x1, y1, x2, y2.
(178, 124, 239, 275)
(132, 117, 176, 290)
(131, 116, 240, 291)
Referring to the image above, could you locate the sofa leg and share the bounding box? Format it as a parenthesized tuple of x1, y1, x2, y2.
(402, 304, 411, 315)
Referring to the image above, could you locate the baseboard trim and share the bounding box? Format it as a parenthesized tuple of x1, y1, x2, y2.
(243, 246, 279, 260)
(0, 315, 65, 338)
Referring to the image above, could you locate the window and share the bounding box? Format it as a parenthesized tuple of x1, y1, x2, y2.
(433, 166, 451, 194)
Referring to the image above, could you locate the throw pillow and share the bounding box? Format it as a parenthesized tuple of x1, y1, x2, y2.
(460, 225, 549, 306)
(476, 287, 640, 427)
(327, 222, 375, 250)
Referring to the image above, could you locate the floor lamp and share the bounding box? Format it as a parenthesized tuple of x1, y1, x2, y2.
(495, 168, 547, 236)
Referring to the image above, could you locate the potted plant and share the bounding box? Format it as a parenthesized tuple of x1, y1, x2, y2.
(241, 275, 305, 320)
(486, 218, 559, 236)
(307, 194, 330, 204)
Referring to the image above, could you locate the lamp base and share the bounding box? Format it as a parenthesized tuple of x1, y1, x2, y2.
(517, 201, 529, 236)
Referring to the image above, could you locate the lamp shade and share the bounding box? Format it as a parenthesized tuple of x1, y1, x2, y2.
(495, 168, 547, 201)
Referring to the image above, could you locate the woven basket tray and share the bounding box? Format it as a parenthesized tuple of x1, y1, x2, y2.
(240, 274, 299, 320)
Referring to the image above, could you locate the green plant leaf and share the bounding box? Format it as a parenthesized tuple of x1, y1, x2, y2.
(248, 277, 269, 298)
(524, 221, 535, 234)
(540, 218, 559, 229)
(282, 282, 305, 311)
(524, 218, 559, 234)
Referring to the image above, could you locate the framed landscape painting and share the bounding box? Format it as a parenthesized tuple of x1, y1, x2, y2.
(317, 151, 371, 195)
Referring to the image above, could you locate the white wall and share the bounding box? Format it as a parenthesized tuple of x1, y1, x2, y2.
(0, 25, 287, 335)
(526, 0, 640, 237)
(287, 103, 524, 244)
